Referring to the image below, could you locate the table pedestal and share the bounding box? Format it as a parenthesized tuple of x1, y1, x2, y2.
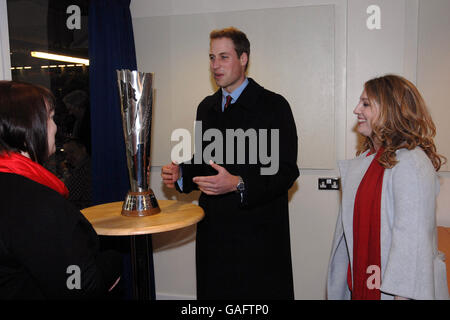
(130, 234, 155, 300)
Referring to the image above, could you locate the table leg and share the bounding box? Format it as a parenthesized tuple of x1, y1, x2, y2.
(130, 234, 156, 300)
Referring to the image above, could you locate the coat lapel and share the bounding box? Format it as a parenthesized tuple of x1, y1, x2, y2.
(233, 78, 264, 113)
(338, 150, 374, 269)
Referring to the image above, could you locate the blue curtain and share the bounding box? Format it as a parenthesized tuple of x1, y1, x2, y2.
(88, 0, 136, 205)
(88, 0, 140, 300)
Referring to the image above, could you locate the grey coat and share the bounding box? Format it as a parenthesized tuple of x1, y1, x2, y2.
(327, 147, 449, 300)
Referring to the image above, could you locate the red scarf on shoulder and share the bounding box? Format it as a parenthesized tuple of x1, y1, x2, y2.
(348, 147, 384, 300)
(0, 152, 69, 198)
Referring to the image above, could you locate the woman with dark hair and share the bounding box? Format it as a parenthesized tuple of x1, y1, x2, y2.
(327, 74, 449, 300)
(0, 81, 121, 299)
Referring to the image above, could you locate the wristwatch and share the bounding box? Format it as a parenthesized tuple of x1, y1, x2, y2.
(236, 176, 245, 202)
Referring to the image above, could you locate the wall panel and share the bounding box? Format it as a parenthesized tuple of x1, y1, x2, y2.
(133, 5, 335, 169)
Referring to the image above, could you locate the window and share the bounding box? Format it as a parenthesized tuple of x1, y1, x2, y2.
(7, 0, 92, 209)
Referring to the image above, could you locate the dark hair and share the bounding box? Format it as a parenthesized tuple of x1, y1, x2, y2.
(0, 81, 55, 165)
(62, 89, 88, 109)
(210, 27, 250, 71)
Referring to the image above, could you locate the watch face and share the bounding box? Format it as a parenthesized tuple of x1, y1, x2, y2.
(236, 176, 244, 192)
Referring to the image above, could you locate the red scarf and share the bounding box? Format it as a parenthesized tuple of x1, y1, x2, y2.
(0, 152, 69, 198)
(348, 147, 384, 300)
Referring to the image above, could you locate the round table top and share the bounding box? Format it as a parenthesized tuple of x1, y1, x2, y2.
(81, 200, 204, 236)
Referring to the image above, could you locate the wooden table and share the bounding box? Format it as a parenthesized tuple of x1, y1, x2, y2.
(81, 200, 204, 300)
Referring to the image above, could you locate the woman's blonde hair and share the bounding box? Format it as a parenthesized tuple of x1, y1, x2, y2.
(357, 74, 446, 171)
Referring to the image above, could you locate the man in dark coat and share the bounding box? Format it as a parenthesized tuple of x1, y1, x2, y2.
(161, 27, 299, 299)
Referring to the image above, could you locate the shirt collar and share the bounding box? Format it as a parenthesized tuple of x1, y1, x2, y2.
(221, 77, 249, 111)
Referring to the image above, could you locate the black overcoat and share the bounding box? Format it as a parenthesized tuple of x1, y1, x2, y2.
(0, 172, 122, 299)
(178, 78, 299, 299)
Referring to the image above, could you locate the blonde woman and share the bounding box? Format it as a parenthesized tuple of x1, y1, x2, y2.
(327, 74, 449, 300)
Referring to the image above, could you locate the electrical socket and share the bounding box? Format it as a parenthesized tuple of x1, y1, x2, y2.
(318, 178, 340, 190)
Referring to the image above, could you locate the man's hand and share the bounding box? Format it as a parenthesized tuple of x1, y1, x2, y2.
(161, 161, 180, 188)
(193, 160, 239, 195)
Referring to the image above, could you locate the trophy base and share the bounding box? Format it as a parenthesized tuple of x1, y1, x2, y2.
(122, 190, 161, 217)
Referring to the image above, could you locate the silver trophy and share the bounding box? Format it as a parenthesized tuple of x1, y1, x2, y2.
(117, 69, 160, 216)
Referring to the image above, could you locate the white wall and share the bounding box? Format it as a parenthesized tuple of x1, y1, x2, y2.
(130, 0, 450, 299)
(132, 4, 337, 170)
(416, 0, 450, 227)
